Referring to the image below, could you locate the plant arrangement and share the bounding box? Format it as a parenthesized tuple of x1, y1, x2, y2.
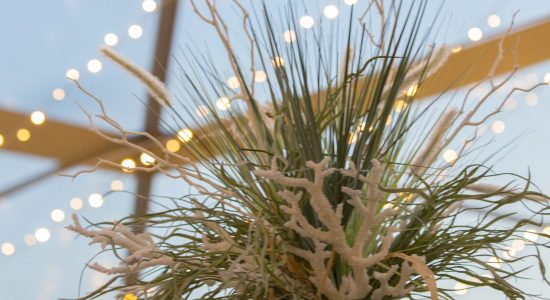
(67, 0, 550, 299)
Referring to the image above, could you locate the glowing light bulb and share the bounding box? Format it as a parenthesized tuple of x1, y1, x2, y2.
(468, 27, 483, 41)
(254, 70, 267, 83)
(512, 239, 526, 252)
(226, 76, 240, 89)
(0, 134, 4, 147)
(121, 158, 136, 172)
(128, 25, 143, 39)
(344, 0, 358, 5)
(524, 229, 539, 243)
(111, 180, 124, 191)
(30, 111, 46, 125)
(66, 69, 80, 80)
(142, 0, 157, 12)
(140, 152, 156, 166)
(50, 209, 65, 223)
(166, 139, 180, 152)
(24, 234, 37, 246)
(16, 128, 31, 142)
(124, 293, 138, 300)
(283, 30, 297, 43)
(503, 98, 517, 111)
(487, 14, 501, 28)
(1, 242, 15, 256)
(271, 56, 285, 68)
(451, 45, 462, 53)
(525, 93, 538, 106)
(52, 88, 65, 101)
(177, 128, 193, 142)
(35, 227, 51, 243)
(87, 59, 102, 73)
(405, 84, 418, 97)
(196, 105, 209, 117)
(104, 33, 118, 46)
(323, 5, 339, 19)
(299, 15, 315, 29)
(544, 73, 550, 85)
(453, 282, 468, 295)
(443, 149, 458, 163)
(394, 100, 407, 112)
(70, 197, 83, 210)
(216, 97, 231, 110)
(88, 193, 104, 208)
(491, 120, 505, 134)
(476, 124, 487, 136)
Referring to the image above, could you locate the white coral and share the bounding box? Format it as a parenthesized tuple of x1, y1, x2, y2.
(67, 214, 175, 275)
(255, 157, 422, 299)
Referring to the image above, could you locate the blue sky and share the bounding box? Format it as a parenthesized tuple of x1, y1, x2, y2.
(0, 0, 549, 299)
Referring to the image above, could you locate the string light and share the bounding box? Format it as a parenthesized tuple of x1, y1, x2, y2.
(87, 59, 103, 73)
(299, 15, 315, 29)
(323, 5, 339, 19)
(142, 0, 157, 12)
(487, 14, 501, 28)
(166, 139, 180, 152)
(254, 70, 267, 83)
(405, 84, 418, 97)
(88, 193, 104, 208)
(394, 100, 407, 112)
(70, 197, 84, 210)
(104, 33, 119, 46)
(524, 229, 539, 243)
(1, 242, 15, 256)
(476, 124, 487, 136)
(453, 282, 468, 295)
(443, 149, 458, 163)
(111, 180, 124, 191)
(35, 227, 51, 243)
(0, 134, 4, 147)
(128, 25, 143, 39)
(196, 105, 209, 117)
(491, 120, 505, 134)
(503, 98, 517, 111)
(283, 30, 297, 43)
(344, 0, 358, 5)
(30, 111, 46, 125)
(66, 68, 80, 80)
(525, 93, 538, 106)
(451, 45, 462, 53)
(140, 152, 156, 166)
(512, 239, 525, 252)
(124, 293, 138, 300)
(226, 76, 240, 89)
(468, 27, 483, 41)
(544, 73, 550, 85)
(52, 88, 66, 101)
(50, 209, 65, 223)
(177, 129, 193, 142)
(24, 234, 37, 246)
(216, 97, 232, 110)
(121, 158, 136, 172)
(271, 56, 285, 68)
(16, 128, 31, 142)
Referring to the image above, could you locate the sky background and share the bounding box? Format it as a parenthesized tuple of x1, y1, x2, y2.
(0, 0, 549, 299)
